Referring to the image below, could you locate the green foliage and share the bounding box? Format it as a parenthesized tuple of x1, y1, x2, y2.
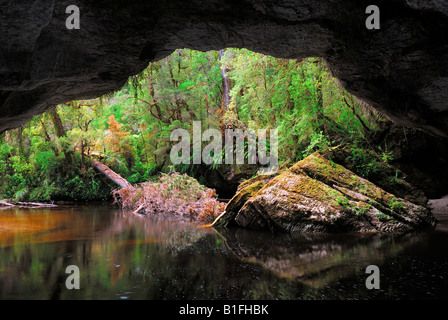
(222, 50, 380, 164)
(377, 213, 391, 221)
(0, 111, 111, 202)
(347, 145, 380, 179)
(379, 147, 394, 163)
(336, 196, 370, 216)
(156, 168, 209, 200)
(302, 131, 330, 158)
(388, 196, 404, 211)
(0, 48, 387, 203)
(65, 171, 104, 201)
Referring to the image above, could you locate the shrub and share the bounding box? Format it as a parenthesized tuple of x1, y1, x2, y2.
(347, 146, 380, 179)
(302, 131, 330, 158)
(388, 196, 404, 211)
(113, 170, 225, 223)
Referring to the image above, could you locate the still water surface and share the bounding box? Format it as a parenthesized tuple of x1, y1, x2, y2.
(1, 203, 447, 300)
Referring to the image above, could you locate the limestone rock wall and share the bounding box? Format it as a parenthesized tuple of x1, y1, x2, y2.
(0, 0, 447, 137)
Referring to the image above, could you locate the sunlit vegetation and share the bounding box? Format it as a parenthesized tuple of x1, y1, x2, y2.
(0, 48, 390, 204)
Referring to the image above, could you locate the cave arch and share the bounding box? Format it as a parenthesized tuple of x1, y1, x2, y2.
(0, 0, 447, 137)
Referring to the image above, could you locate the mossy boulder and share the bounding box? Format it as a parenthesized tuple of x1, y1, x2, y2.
(213, 170, 282, 227)
(213, 152, 437, 234)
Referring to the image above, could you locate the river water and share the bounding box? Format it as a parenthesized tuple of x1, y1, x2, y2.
(0, 203, 447, 300)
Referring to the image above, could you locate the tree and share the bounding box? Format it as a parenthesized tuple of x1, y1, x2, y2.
(49, 107, 74, 170)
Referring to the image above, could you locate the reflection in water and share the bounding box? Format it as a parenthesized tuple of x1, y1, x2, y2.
(216, 228, 422, 289)
(0, 204, 448, 299)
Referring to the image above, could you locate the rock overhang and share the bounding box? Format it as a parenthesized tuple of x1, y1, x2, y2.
(0, 0, 447, 137)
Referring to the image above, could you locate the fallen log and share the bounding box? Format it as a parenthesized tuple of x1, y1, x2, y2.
(90, 159, 134, 190)
(14, 201, 57, 207)
(0, 200, 15, 207)
(0, 200, 57, 208)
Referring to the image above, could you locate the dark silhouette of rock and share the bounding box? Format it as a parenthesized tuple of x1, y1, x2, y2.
(217, 227, 427, 288)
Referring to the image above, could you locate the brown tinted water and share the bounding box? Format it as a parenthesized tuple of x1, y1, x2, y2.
(1, 203, 448, 300)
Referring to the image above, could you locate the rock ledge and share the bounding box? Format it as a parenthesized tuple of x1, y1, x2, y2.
(213, 152, 437, 234)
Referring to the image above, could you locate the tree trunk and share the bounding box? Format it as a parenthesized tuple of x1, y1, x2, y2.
(17, 126, 25, 155)
(219, 49, 232, 134)
(219, 49, 231, 113)
(40, 119, 59, 156)
(50, 108, 66, 139)
(50, 107, 74, 167)
(343, 95, 372, 136)
(90, 159, 134, 190)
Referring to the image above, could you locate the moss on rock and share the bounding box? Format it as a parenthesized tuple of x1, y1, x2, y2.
(212, 170, 282, 227)
(213, 152, 437, 234)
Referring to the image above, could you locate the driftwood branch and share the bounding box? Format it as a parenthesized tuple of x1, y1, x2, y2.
(133, 203, 146, 215)
(0, 200, 14, 207)
(0, 200, 57, 209)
